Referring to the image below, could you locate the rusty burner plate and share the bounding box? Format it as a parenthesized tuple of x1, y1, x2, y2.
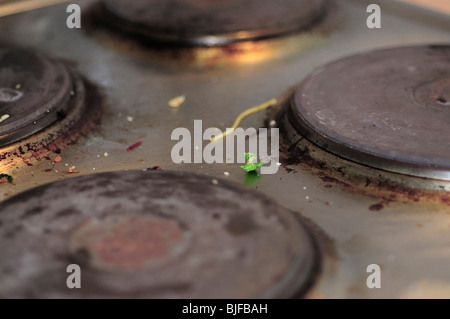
(0, 170, 321, 298)
(288, 45, 450, 181)
(96, 0, 327, 46)
(0, 44, 102, 172)
(0, 45, 81, 147)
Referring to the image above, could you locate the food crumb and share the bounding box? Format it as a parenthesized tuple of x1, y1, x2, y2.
(104, 152, 108, 157)
(127, 116, 134, 122)
(0, 114, 10, 123)
(168, 95, 186, 109)
(224, 172, 230, 176)
(127, 141, 142, 152)
(212, 179, 219, 185)
(54, 156, 62, 163)
(147, 166, 162, 171)
(65, 166, 79, 174)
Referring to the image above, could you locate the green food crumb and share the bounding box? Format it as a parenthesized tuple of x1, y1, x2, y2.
(241, 153, 263, 172)
(0, 174, 13, 183)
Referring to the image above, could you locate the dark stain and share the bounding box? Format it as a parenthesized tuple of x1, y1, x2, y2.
(97, 178, 112, 188)
(72, 248, 91, 267)
(54, 208, 81, 219)
(147, 166, 163, 171)
(237, 249, 247, 259)
(4, 186, 47, 207)
(285, 167, 294, 173)
(0, 46, 44, 77)
(428, 44, 450, 51)
(369, 198, 394, 211)
(442, 197, 450, 205)
(21, 206, 45, 219)
(318, 173, 351, 188)
(369, 203, 384, 211)
(225, 213, 258, 236)
(4, 224, 23, 239)
(282, 142, 327, 171)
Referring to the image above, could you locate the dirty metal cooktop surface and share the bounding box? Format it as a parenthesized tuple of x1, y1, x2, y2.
(0, 0, 450, 298)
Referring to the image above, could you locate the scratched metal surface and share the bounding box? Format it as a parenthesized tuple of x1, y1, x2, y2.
(0, 0, 449, 298)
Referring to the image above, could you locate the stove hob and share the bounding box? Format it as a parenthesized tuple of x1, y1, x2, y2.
(0, 170, 321, 298)
(95, 0, 327, 47)
(0, 45, 102, 171)
(286, 45, 450, 181)
(0, 45, 80, 147)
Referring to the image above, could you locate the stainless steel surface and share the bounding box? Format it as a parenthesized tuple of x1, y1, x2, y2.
(0, 0, 449, 298)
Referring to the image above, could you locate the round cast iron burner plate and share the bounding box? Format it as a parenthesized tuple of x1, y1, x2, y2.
(0, 170, 321, 298)
(98, 0, 327, 46)
(288, 45, 450, 180)
(0, 45, 82, 147)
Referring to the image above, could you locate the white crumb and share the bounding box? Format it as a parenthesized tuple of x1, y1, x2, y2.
(0, 114, 10, 123)
(168, 95, 186, 109)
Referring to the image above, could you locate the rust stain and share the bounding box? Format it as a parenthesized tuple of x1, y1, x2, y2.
(70, 216, 187, 271)
(317, 172, 351, 189)
(369, 202, 385, 211)
(94, 218, 184, 269)
(368, 198, 394, 212)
